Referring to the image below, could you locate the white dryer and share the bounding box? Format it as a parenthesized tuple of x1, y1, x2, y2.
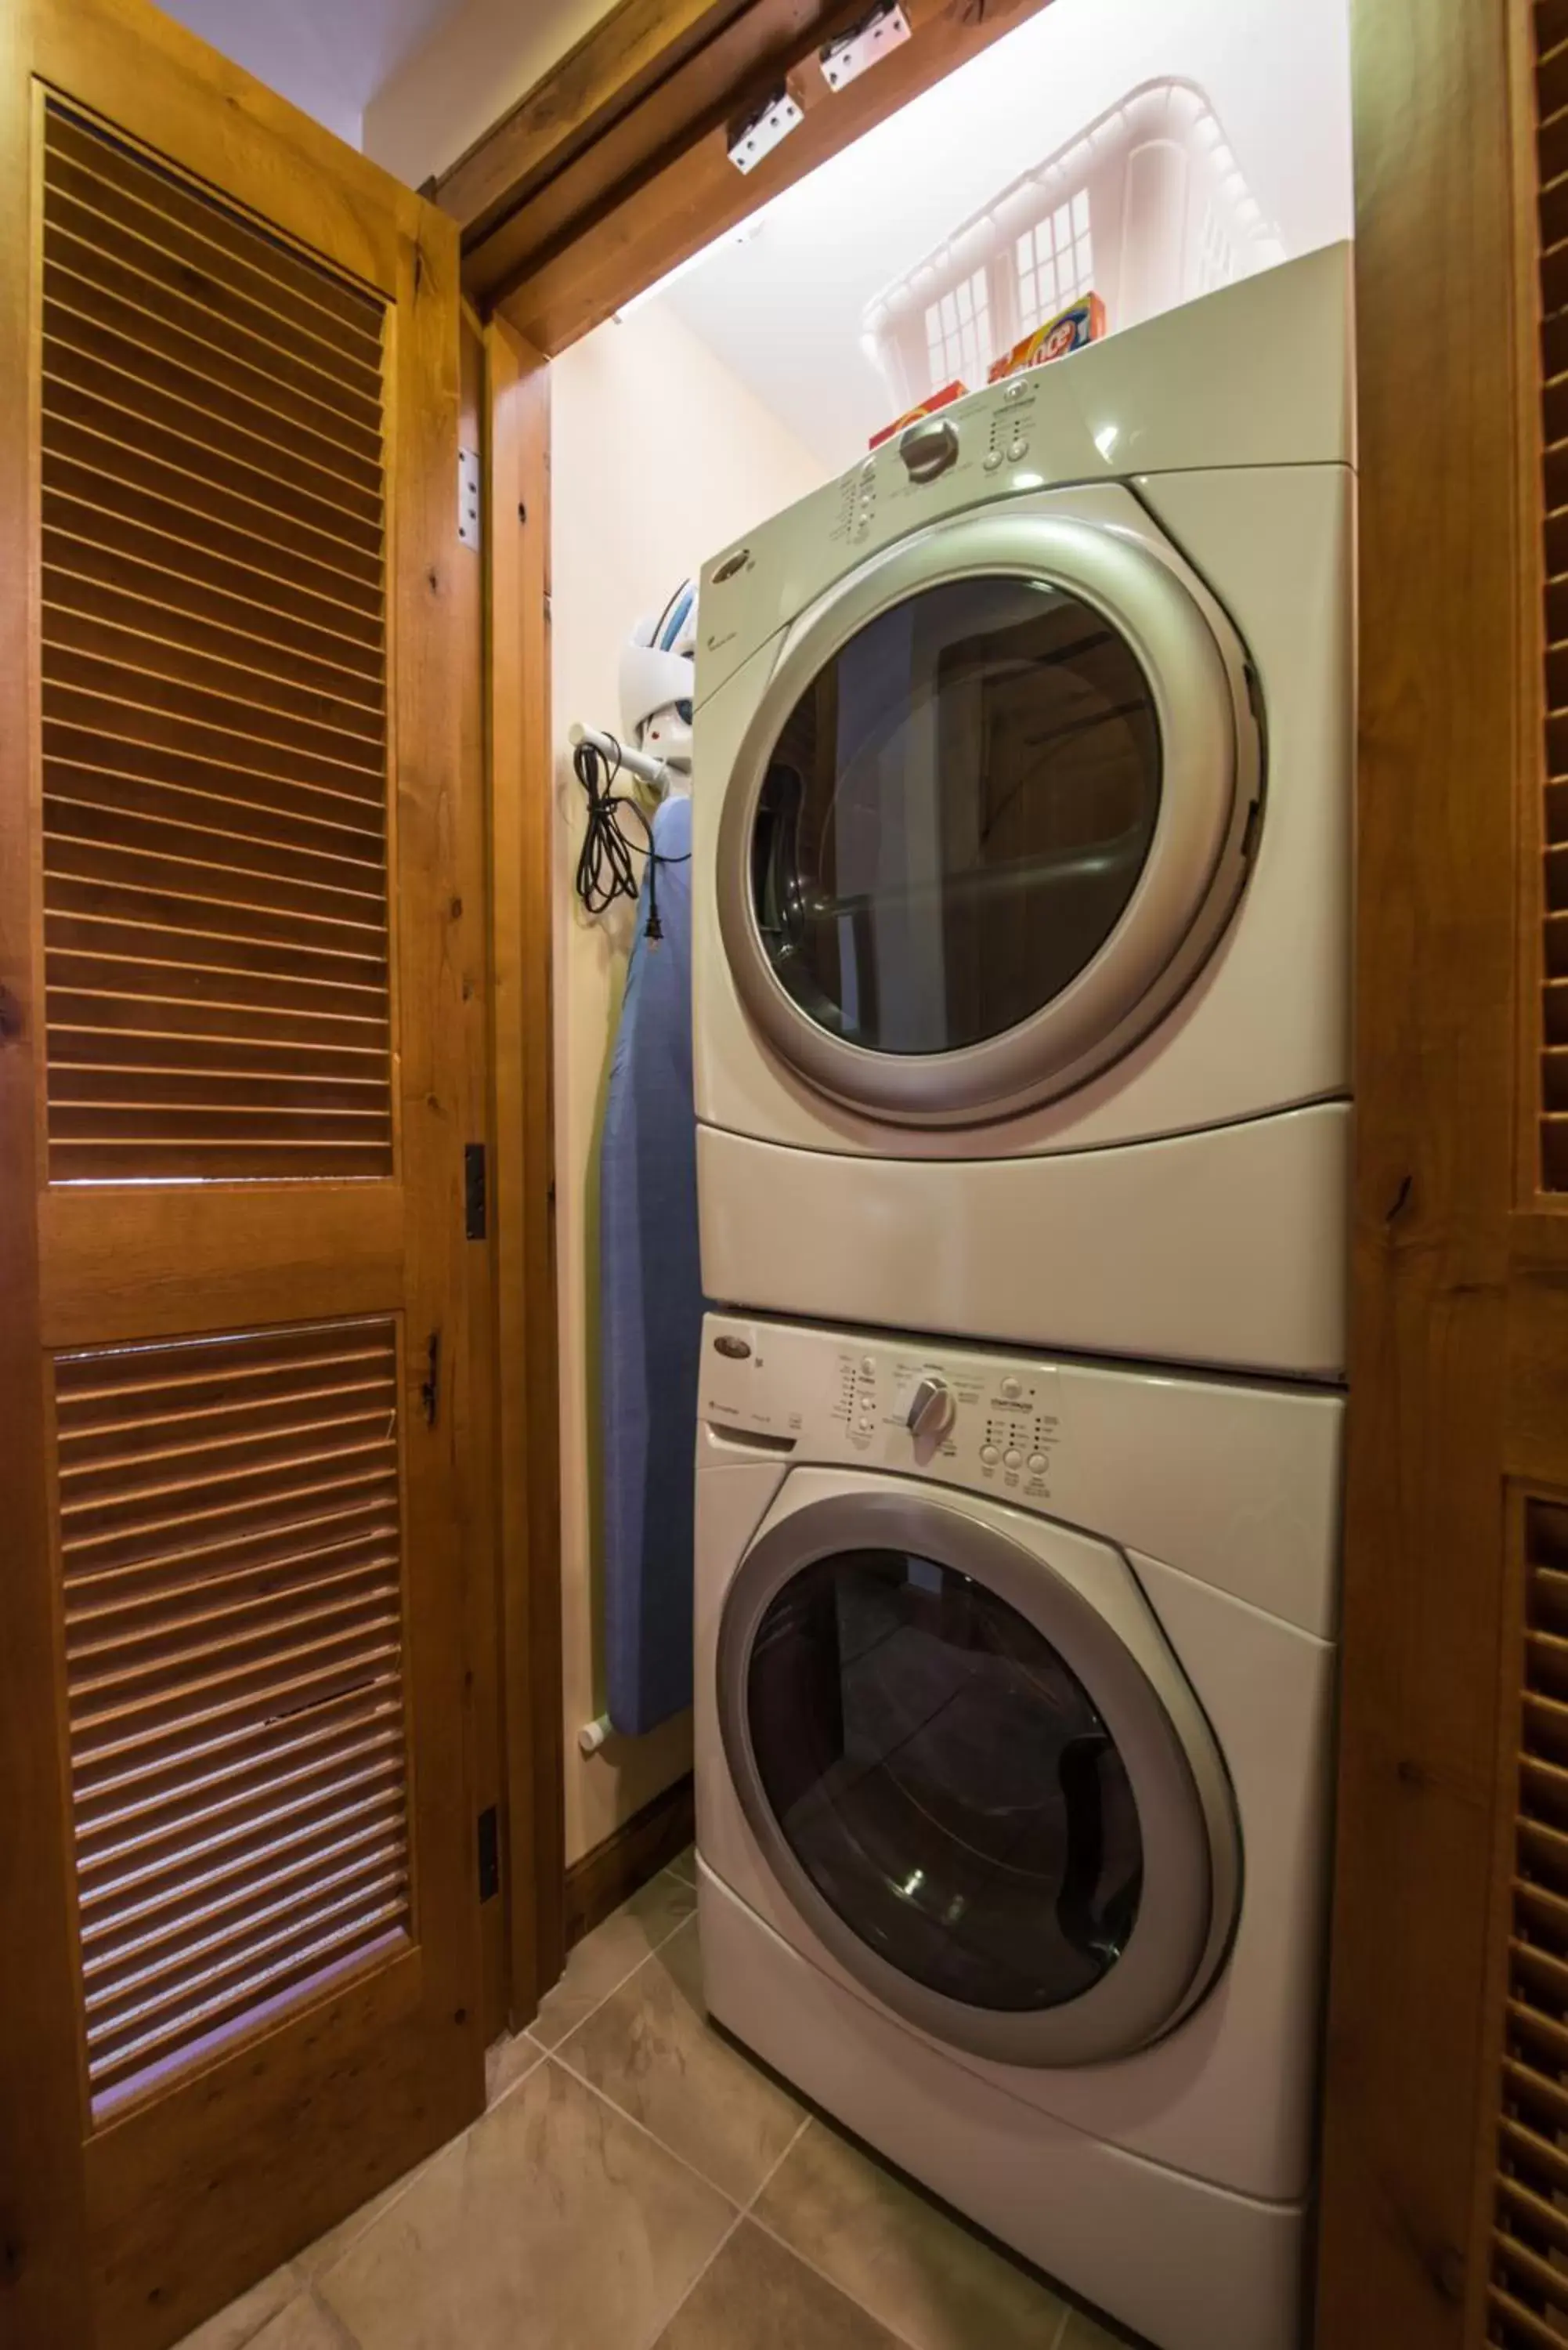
(695, 1311, 1342, 2350)
(692, 244, 1355, 1379)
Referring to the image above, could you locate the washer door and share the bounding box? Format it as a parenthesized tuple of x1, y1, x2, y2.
(715, 503, 1259, 1125)
(717, 1485, 1239, 2068)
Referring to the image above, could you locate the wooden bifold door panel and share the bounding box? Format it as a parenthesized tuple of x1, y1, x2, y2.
(0, 4, 488, 2345)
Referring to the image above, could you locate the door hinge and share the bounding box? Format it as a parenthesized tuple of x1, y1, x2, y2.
(457, 446, 481, 551)
(477, 1805, 500, 1902)
(818, 2, 910, 91)
(420, 1330, 440, 1427)
(464, 1141, 487, 1240)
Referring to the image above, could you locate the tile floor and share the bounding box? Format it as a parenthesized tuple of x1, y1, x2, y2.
(176, 1853, 1139, 2350)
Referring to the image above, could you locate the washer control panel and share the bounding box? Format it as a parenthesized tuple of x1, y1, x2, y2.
(702, 1314, 1064, 1504)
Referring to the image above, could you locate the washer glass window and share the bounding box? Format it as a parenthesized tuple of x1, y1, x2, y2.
(746, 1543, 1144, 2012)
(750, 576, 1162, 1056)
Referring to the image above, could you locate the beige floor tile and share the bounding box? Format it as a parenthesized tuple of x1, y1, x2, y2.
(315, 2055, 733, 2350)
(485, 2025, 545, 2107)
(555, 1918, 804, 2203)
(755, 2117, 1069, 2350)
(532, 1867, 697, 2050)
(172, 2263, 302, 2350)
(295, 2156, 432, 2283)
(651, 2218, 907, 2350)
(247, 2297, 353, 2350)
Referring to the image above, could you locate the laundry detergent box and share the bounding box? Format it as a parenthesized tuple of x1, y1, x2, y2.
(987, 292, 1107, 382)
(869, 378, 967, 450)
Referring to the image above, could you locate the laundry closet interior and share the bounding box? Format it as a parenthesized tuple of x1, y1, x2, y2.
(0, 1, 1555, 2348)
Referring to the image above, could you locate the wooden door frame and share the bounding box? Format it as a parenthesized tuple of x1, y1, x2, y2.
(1319, 0, 1546, 2343)
(484, 316, 568, 2018)
(440, 0, 1065, 353)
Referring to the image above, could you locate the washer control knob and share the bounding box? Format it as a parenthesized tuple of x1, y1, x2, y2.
(1003, 1448, 1023, 1471)
(905, 1374, 956, 1442)
(1000, 1375, 1023, 1401)
(981, 1444, 1000, 1466)
(900, 418, 959, 483)
(1028, 1453, 1048, 1474)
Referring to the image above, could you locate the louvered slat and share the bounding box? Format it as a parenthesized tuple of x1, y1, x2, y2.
(1483, 1498, 1568, 2344)
(53, 1319, 411, 2113)
(39, 103, 393, 1182)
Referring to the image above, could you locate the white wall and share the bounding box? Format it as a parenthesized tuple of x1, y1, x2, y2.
(363, 0, 609, 188)
(154, 0, 459, 150)
(551, 304, 824, 1864)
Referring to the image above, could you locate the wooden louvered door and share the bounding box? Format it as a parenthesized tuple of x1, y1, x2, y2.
(0, 4, 486, 2345)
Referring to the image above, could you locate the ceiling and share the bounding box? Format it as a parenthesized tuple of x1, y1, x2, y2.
(154, 0, 466, 147)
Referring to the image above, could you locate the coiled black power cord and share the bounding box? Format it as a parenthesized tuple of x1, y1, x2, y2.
(573, 732, 687, 941)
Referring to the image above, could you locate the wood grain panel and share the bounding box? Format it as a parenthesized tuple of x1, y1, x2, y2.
(485, 319, 565, 2020)
(1317, 0, 1523, 2341)
(38, 102, 393, 1184)
(52, 1319, 412, 2113)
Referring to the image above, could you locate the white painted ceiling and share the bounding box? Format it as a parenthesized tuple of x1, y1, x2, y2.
(154, 0, 464, 148)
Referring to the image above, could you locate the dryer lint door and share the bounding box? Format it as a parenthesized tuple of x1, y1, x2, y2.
(714, 492, 1260, 1127)
(716, 1479, 1241, 2068)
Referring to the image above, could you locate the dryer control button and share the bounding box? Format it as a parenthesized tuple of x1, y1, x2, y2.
(980, 1444, 999, 1466)
(1028, 1453, 1048, 1474)
(1003, 1448, 1023, 1470)
(983, 450, 1004, 473)
(900, 418, 959, 483)
(1000, 1376, 1023, 1401)
(905, 1374, 955, 1442)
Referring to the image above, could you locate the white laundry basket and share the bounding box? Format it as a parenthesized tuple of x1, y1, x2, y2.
(862, 78, 1287, 409)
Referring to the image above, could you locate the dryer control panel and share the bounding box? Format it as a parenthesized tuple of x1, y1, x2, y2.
(702, 1313, 1064, 1506)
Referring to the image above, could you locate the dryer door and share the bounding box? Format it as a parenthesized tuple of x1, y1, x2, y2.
(716, 1483, 1239, 2067)
(715, 499, 1259, 1125)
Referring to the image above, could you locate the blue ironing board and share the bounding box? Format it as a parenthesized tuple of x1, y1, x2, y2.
(598, 792, 701, 1736)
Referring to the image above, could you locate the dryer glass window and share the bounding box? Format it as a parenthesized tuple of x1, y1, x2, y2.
(750, 577, 1161, 1054)
(745, 1546, 1143, 2011)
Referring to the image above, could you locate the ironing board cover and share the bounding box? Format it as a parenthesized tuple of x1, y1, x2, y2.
(598, 792, 701, 1735)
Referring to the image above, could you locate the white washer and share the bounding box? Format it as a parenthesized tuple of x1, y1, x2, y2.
(692, 244, 1355, 1379)
(696, 1311, 1342, 2350)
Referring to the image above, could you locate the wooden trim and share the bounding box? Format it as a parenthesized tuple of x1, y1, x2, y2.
(450, 0, 1058, 354)
(564, 1774, 695, 1950)
(485, 315, 567, 2024)
(457, 307, 507, 2048)
(1317, 0, 1526, 2339)
(437, 0, 754, 244)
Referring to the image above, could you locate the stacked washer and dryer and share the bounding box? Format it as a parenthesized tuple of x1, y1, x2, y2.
(687, 242, 1354, 2350)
